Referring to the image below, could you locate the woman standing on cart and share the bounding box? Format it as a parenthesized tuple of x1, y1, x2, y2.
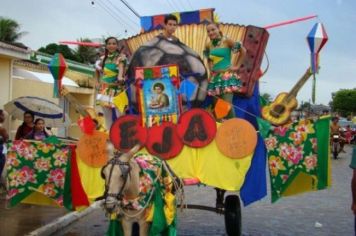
(205, 22, 246, 119)
(204, 22, 247, 209)
(96, 37, 127, 129)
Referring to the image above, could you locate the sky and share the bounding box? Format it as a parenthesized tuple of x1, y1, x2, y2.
(1, 0, 355, 105)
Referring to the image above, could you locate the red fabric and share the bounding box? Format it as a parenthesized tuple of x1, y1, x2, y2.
(70, 146, 90, 207)
(146, 122, 184, 160)
(153, 15, 165, 28)
(77, 116, 95, 134)
(152, 67, 162, 78)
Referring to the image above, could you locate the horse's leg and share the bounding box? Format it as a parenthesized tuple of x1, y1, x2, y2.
(138, 218, 149, 236)
(121, 218, 132, 236)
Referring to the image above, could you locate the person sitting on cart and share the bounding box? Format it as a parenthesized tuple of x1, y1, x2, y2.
(25, 118, 50, 141)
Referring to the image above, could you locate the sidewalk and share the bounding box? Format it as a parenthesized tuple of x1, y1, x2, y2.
(0, 193, 67, 236)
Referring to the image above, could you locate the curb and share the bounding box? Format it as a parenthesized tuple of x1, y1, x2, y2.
(26, 201, 102, 236)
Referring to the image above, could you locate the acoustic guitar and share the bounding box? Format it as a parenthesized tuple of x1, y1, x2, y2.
(261, 68, 312, 126)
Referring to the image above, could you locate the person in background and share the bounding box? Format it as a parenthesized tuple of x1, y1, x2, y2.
(25, 118, 49, 141)
(0, 110, 9, 176)
(15, 111, 34, 140)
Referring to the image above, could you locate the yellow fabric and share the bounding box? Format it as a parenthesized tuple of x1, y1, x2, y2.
(163, 192, 176, 225)
(103, 67, 117, 78)
(77, 153, 105, 201)
(22, 191, 59, 207)
(282, 172, 317, 197)
(168, 66, 178, 77)
(172, 12, 181, 23)
(209, 54, 224, 65)
(139, 123, 254, 191)
(196, 139, 253, 191)
(112, 91, 128, 113)
(145, 204, 154, 222)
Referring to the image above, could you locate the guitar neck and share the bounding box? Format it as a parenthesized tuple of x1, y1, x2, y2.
(285, 68, 312, 102)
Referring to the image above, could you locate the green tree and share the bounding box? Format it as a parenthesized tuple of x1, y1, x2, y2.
(331, 88, 356, 117)
(261, 93, 272, 103)
(0, 17, 26, 43)
(75, 38, 98, 64)
(38, 43, 79, 61)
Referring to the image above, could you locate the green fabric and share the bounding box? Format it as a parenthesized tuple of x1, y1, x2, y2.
(44, 135, 61, 145)
(106, 219, 124, 236)
(257, 117, 272, 139)
(6, 140, 71, 207)
(102, 63, 119, 83)
(144, 68, 153, 78)
(265, 119, 326, 203)
(209, 47, 231, 71)
(149, 182, 168, 236)
(259, 96, 270, 108)
(315, 117, 330, 189)
(350, 146, 356, 169)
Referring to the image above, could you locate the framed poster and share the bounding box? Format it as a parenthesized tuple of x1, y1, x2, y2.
(135, 64, 182, 127)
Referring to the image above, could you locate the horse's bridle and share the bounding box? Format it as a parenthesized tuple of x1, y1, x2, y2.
(101, 153, 132, 201)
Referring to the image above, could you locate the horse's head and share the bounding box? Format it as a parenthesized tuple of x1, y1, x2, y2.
(101, 143, 140, 214)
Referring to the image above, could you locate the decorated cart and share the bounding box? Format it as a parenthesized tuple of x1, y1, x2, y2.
(4, 8, 331, 236)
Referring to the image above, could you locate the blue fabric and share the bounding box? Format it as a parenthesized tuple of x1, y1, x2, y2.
(233, 84, 267, 206)
(140, 16, 153, 31)
(179, 79, 197, 100)
(180, 11, 200, 24)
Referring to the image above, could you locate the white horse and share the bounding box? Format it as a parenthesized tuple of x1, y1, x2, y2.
(101, 143, 183, 236)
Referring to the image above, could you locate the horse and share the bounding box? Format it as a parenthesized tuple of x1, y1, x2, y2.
(100, 143, 183, 236)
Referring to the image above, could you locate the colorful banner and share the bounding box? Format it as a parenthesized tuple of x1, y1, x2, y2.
(265, 117, 330, 203)
(140, 9, 215, 32)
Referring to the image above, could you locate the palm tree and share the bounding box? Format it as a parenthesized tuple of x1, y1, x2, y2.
(0, 17, 26, 43)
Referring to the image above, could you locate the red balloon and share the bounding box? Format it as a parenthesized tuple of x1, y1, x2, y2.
(110, 115, 147, 152)
(146, 122, 184, 160)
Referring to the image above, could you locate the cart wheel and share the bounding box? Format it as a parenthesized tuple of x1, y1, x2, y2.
(224, 195, 241, 236)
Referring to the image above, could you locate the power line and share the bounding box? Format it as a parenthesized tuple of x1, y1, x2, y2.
(105, 0, 140, 27)
(178, 0, 189, 11)
(96, 0, 136, 33)
(99, 0, 137, 30)
(186, 0, 194, 10)
(166, 0, 176, 12)
(93, 0, 137, 35)
(168, 0, 183, 12)
(119, 0, 140, 18)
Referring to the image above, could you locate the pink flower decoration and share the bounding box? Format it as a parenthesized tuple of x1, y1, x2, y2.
(274, 126, 289, 137)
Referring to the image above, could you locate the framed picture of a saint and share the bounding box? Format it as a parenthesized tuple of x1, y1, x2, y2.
(135, 64, 182, 127)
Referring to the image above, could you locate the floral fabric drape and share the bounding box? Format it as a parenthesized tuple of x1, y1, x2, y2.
(6, 140, 71, 207)
(265, 118, 329, 202)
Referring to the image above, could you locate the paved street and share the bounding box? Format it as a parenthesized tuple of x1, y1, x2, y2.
(52, 145, 355, 236)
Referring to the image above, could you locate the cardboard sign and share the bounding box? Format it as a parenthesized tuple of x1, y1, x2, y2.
(215, 118, 257, 159)
(146, 122, 183, 159)
(77, 131, 109, 167)
(110, 115, 148, 151)
(177, 108, 217, 148)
